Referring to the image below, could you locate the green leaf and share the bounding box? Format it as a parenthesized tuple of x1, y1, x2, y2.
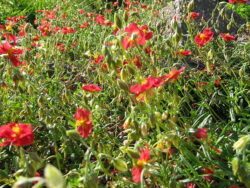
(44, 164, 65, 188)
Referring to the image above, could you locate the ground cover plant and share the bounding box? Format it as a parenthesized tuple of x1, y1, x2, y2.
(0, 0, 250, 187)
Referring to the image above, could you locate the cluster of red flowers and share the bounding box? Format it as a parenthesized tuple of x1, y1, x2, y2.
(0, 122, 34, 146)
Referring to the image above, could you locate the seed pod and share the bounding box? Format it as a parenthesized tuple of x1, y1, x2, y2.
(37, 97, 44, 107)
(114, 13, 122, 29)
(121, 68, 129, 81)
(126, 64, 136, 75)
(123, 11, 129, 23)
(126, 148, 140, 159)
(117, 79, 129, 91)
(187, 0, 195, 12)
(113, 157, 128, 172)
(141, 124, 148, 137)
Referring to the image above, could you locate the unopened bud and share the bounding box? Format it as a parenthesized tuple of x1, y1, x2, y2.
(117, 79, 129, 91)
(113, 158, 128, 172)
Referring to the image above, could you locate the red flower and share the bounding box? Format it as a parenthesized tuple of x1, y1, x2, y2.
(79, 10, 86, 14)
(187, 12, 200, 20)
(74, 108, 92, 138)
(228, 0, 247, 3)
(132, 147, 150, 183)
(186, 182, 196, 188)
(79, 22, 88, 28)
(194, 128, 208, 140)
(195, 28, 214, 47)
(3, 33, 18, 44)
(176, 49, 192, 56)
(161, 67, 186, 82)
(82, 84, 102, 92)
(122, 23, 152, 50)
(133, 56, 142, 68)
(113, 1, 119, 6)
(0, 122, 34, 146)
(220, 33, 235, 42)
(201, 168, 213, 181)
(62, 26, 76, 34)
(95, 14, 113, 26)
(90, 55, 104, 64)
(0, 42, 24, 66)
(38, 23, 51, 36)
(130, 76, 164, 100)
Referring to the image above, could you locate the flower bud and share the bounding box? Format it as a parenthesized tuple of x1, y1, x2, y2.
(123, 11, 129, 23)
(113, 157, 128, 172)
(187, 0, 195, 12)
(126, 148, 140, 159)
(114, 13, 123, 29)
(117, 79, 129, 91)
(233, 135, 250, 152)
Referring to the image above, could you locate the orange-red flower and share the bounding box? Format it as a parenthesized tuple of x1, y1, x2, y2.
(132, 147, 150, 183)
(95, 14, 113, 26)
(186, 183, 196, 188)
(62, 26, 76, 34)
(38, 23, 51, 36)
(220, 33, 235, 42)
(0, 122, 34, 146)
(0, 42, 24, 66)
(161, 67, 186, 82)
(130, 76, 165, 100)
(122, 23, 152, 50)
(74, 108, 92, 138)
(194, 128, 208, 140)
(82, 84, 102, 92)
(195, 28, 214, 47)
(229, 0, 247, 3)
(79, 22, 88, 29)
(176, 50, 192, 56)
(133, 56, 142, 68)
(201, 168, 213, 181)
(186, 12, 200, 20)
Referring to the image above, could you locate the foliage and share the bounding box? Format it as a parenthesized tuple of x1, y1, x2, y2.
(0, 0, 249, 187)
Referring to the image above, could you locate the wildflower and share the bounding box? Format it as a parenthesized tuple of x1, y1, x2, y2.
(228, 0, 248, 4)
(186, 183, 196, 188)
(79, 10, 86, 14)
(176, 49, 192, 56)
(194, 128, 208, 140)
(132, 146, 150, 182)
(195, 28, 214, 47)
(38, 23, 51, 36)
(3, 33, 18, 44)
(130, 76, 164, 100)
(186, 12, 200, 20)
(82, 84, 102, 92)
(0, 122, 34, 146)
(113, 1, 119, 7)
(90, 55, 104, 64)
(62, 26, 76, 34)
(201, 168, 213, 181)
(161, 67, 186, 82)
(74, 108, 93, 138)
(122, 23, 152, 50)
(0, 42, 24, 66)
(133, 56, 142, 68)
(220, 33, 235, 42)
(95, 14, 113, 26)
(79, 22, 88, 28)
